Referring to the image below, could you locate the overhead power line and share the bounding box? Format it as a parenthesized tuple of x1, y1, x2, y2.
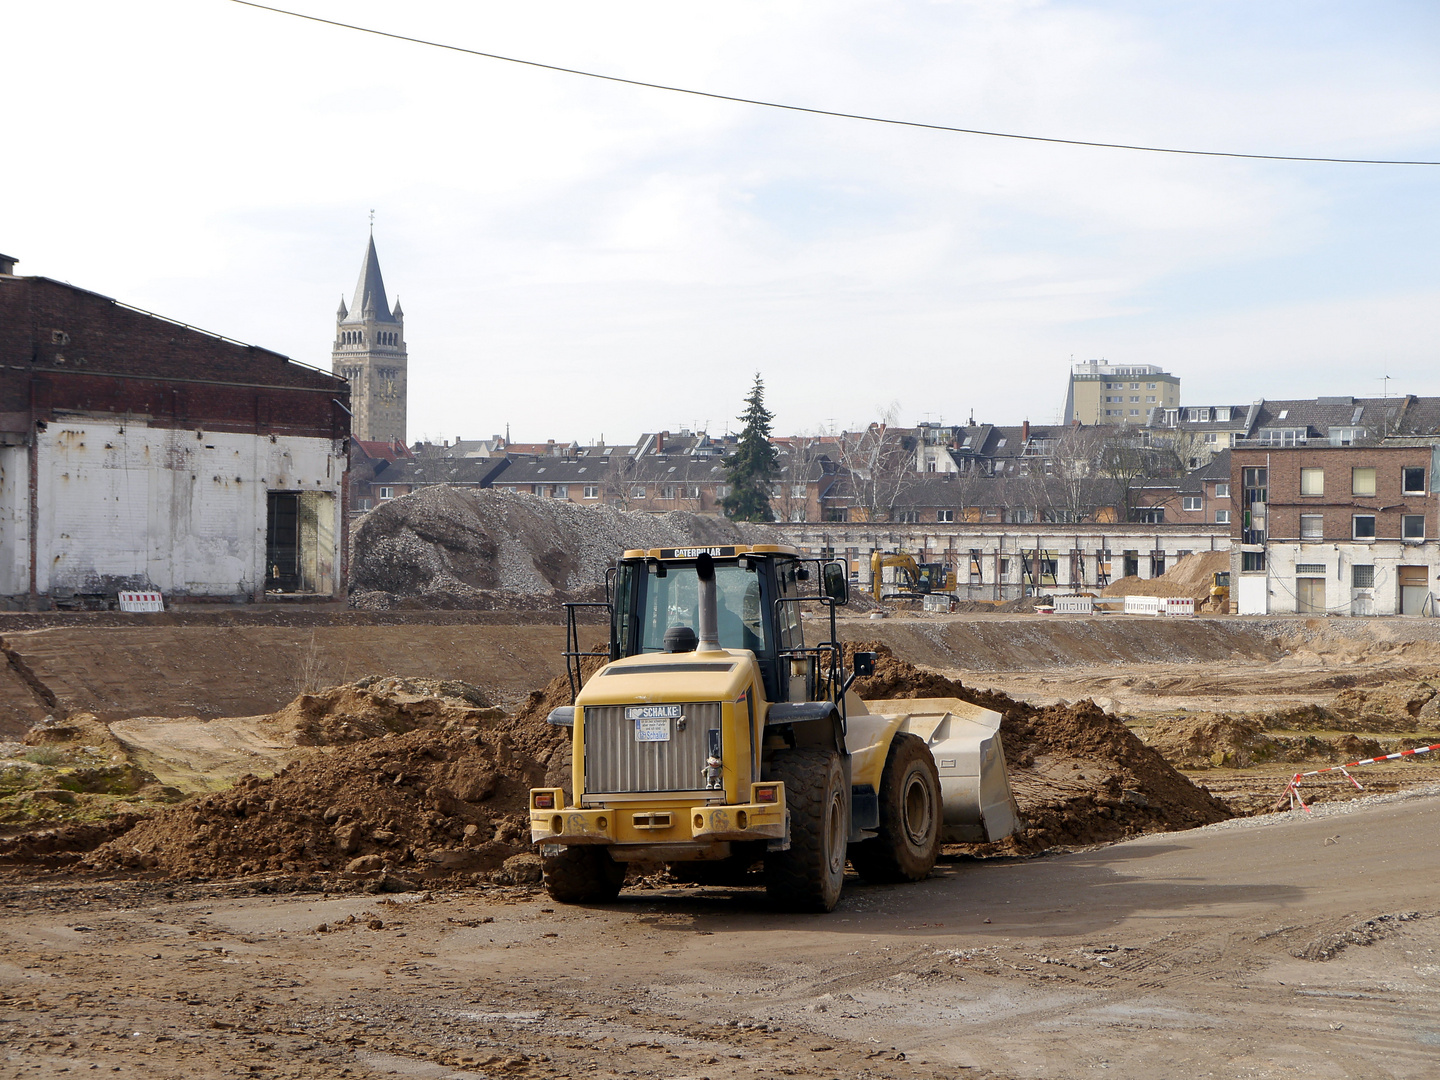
(229, 0, 1440, 166)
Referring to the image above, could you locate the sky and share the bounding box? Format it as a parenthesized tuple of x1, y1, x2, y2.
(5, 1, 1439, 445)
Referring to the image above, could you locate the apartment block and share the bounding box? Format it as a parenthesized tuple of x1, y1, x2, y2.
(1064, 360, 1180, 425)
(1231, 443, 1440, 616)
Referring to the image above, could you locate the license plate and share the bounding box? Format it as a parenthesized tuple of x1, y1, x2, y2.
(634, 717, 671, 742)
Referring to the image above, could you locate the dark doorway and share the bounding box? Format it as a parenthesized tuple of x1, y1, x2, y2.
(266, 492, 301, 592)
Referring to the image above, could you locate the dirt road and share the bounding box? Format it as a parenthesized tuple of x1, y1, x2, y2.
(3, 785, 1436, 1080)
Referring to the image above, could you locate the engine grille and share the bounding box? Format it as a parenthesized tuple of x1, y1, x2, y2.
(583, 702, 721, 794)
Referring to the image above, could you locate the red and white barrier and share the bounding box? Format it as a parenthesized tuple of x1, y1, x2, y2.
(1278, 742, 1440, 812)
(118, 590, 165, 613)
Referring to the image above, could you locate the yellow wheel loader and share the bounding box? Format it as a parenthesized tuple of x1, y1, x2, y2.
(529, 544, 1020, 912)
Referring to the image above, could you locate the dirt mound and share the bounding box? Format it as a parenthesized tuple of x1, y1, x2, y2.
(846, 642, 1232, 852)
(1331, 681, 1439, 728)
(350, 487, 771, 611)
(279, 676, 498, 746)
(1145, 714, 1280, 768)
(993, 594, 1045, 613)
(85, 725, 543, 883)
(1102, 550, 1229, 604)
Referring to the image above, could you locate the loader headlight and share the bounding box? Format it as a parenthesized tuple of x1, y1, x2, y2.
(753, 785, 778, 803)
(532, 792, 555, 810)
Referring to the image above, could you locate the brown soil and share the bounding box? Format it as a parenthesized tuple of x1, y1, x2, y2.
(84, 724, 543, 885)
(1102, 549, 1230, 604)
(846, 642, 1233, 854)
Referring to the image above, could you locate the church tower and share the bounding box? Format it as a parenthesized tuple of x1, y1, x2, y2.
(332, 234, 407, 444)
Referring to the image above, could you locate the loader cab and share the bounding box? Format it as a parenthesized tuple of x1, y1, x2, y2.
(610, 546, 806, 703)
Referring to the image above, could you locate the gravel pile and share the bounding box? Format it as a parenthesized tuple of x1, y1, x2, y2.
(350, 488, 772, 610)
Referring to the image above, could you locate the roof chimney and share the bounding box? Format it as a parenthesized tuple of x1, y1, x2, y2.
(0, 254, 17, 276)
(1022, 419, 1030, 443)
(656, 431, 665, 452)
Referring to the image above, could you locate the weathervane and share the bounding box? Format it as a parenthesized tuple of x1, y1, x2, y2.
(369, 208, 375, 234)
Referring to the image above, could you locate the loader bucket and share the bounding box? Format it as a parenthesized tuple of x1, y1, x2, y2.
(864, 698, 1022, 843)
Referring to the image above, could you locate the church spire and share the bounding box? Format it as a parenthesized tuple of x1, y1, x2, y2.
(344, 235, 397, 325)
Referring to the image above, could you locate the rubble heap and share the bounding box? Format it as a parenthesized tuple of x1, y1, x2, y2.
(350, 487, 769, 610)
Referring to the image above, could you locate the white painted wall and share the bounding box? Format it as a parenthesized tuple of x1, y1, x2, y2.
(0, 445, 30, 596)
(27, 419, 343, 598)
(1259, 541, 1440, 617)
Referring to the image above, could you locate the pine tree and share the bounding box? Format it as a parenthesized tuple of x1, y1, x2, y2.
(722, 374, 778, 522)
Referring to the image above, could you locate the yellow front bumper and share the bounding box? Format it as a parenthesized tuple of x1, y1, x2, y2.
(529, 785, 787, 846)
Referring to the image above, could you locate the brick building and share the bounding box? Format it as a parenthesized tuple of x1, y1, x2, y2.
(0, 259, 350, 606)
(1231, 441, 1440, 615)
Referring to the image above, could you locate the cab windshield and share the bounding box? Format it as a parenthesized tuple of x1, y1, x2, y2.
(638, 562, 767, 653)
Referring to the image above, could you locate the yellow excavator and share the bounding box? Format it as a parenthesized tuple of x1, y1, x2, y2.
(870, 550, 956, 601)
(529, 544, 1019, 912)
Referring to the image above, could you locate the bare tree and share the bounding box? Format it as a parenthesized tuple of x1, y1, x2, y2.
(774, 433, 828, 523)
(840, 405, 916, 523)
(602, 451, 641, 510)
(1097, 426, 1163, 522)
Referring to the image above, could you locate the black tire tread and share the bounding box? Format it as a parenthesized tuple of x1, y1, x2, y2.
(763, 748, 846, 913)
(542, 845, 626, 904)
(850, 732, 941, 884)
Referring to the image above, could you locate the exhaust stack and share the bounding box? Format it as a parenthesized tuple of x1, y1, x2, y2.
(695, 553, 721, 652)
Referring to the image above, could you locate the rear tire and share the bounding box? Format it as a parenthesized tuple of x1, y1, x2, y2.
(763, 749, 848, 913)
(542, 846, 626, 904)
(850, 733, 941, 884)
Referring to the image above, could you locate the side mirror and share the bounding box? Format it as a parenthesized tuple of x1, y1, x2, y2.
(822, 561, 849, 604)
(546, 706, 575, 727)
(852, 651, 876, 677)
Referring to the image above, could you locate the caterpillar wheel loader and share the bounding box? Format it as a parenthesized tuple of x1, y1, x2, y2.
(529, 544, 1020, 913)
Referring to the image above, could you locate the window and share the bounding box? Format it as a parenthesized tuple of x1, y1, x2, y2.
(687, 486, 701, 499)
(1146, 396, 1156, 403)
(999, 558, 1011, 577)
(1130, 383, 1140, 390)
(1256, 428, 1305, 446)
(1353, 514, 1376, 539)
(1133, 508, 1165, 524)
(1148, 383, 1157, 390)
(897, 510, 918, 523)
(1329, 427, 1366, 446)
(358, 497, 372, 511)
(661, 485, 677, 500)
(1129, 409, 1140, 416)
(1296, 564, 1326, 576)
(631, 485, 646, 498)
(1300, 514, 1324, 540)
(1130, 396, 1140, 403)
(1353, 564, 1375, 589)
(937, 509, 954, 523)
(1300, 468, 1324, 496)
(1241, 551, 1266, 572)
(1403, 514, 1425, 539)
(1182, 496, 1202, 511)
(1404, 467, 1426, 495)
(583, 485, 599, 499)
(553, 485, 568, 498)
(1215, 509, 1230, 524)
(1215, 482, 1230, 498)
(791, 484, 806, 497)
(1352, 467, 1376, 497)
(715, 485, 729, 498)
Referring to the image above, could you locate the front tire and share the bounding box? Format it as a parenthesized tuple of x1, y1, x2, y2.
(542, 845, 626, 904)
(763, 749, 848, 913)
(850, 733, 941, 884)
